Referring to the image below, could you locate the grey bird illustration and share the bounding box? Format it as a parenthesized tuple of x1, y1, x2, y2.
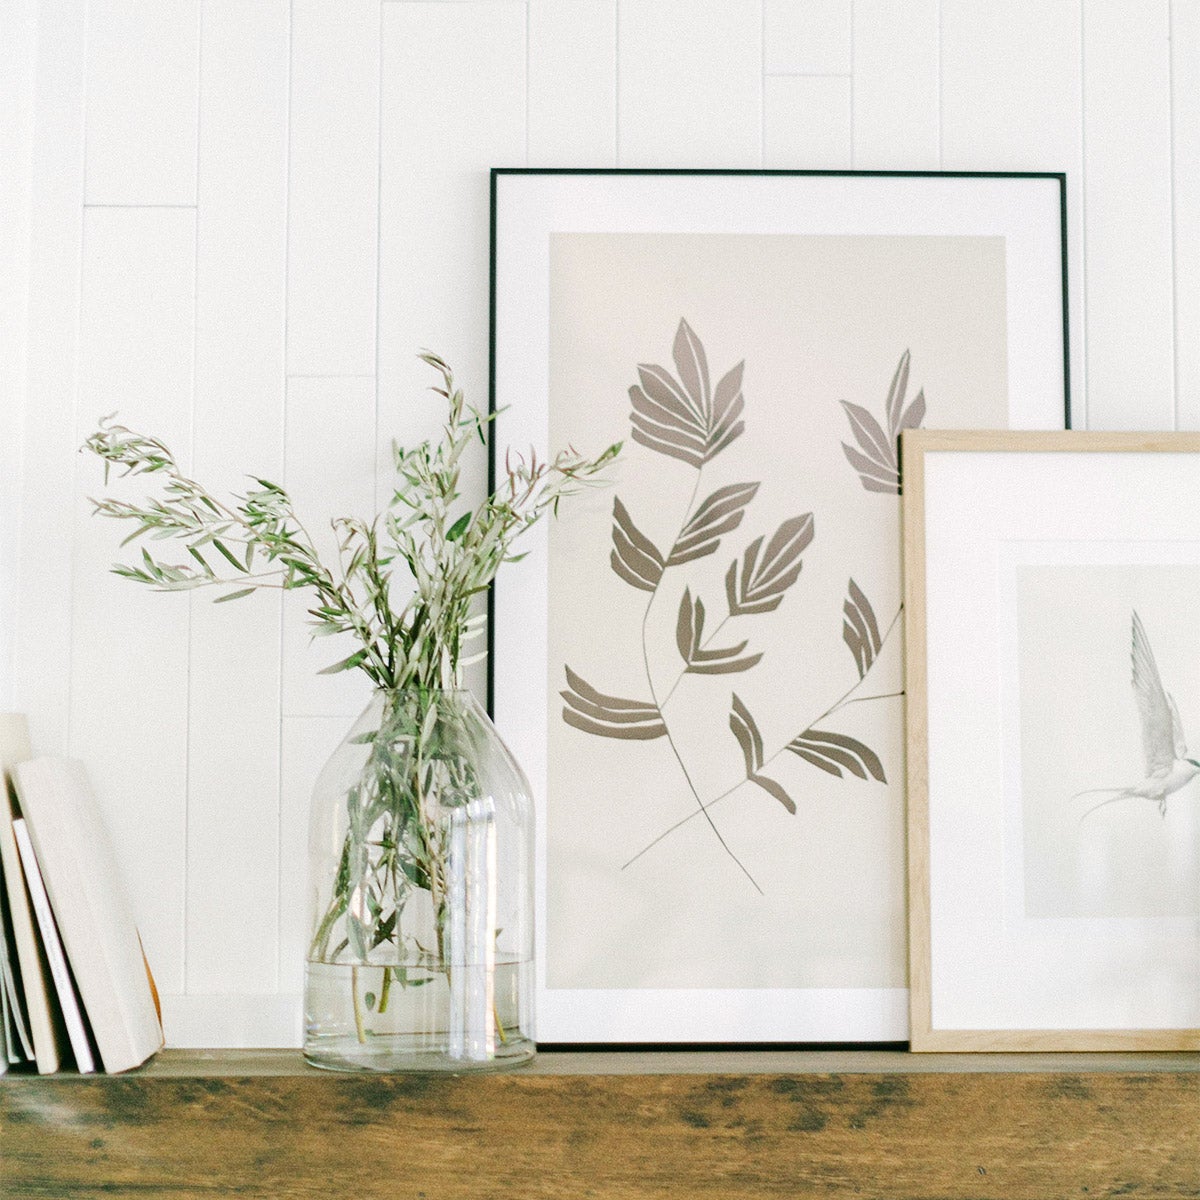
(1074, 611, 1199, 819)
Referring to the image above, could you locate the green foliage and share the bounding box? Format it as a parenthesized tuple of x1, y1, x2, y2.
(84, 351, 620, 692)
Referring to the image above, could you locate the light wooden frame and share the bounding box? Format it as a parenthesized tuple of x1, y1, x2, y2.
(904, 429, 1200, 1052)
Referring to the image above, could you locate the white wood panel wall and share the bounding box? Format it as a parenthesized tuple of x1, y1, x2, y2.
(10, 0, 1198, 1047)
(0, 0, 36, 715)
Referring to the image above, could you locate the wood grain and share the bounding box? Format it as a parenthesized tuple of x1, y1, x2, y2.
(901, 427, 934, 1051)
(2, 1057, 1196, 1199)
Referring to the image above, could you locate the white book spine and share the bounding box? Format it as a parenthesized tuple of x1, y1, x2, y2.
(0, 713, 61, 1073)
(0, 903, 34, 1062)
(14, 758, 162, 1073)
(12, 819, 95, 1073)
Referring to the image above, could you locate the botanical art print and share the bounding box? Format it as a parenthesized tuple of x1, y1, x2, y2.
(544, 230, 1010, 993)
(561, 319, 911, 892)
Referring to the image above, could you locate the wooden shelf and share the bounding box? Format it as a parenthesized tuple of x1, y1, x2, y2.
(3, 1049, 1197, 1198)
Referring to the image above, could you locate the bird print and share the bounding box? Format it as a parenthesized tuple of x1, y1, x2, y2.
(1074, 611, 1199, 819)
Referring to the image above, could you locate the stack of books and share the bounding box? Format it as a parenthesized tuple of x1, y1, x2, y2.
(0, 714, 163, 1074)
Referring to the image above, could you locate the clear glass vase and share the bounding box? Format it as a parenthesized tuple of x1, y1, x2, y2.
(303, 688, 535, 1071)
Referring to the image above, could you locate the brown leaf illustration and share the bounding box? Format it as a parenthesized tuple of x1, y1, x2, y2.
(730, 697, 793, 810)
(707, 360, 745, 457)
(610, 497, 664, 592)
(561, 666, 666, 740)
(885, 348, 911, 436)
(627, 320, 746, 467)
(725, 513, 814, 616)
(786, 728, 886, 783)
(749, 773, 796, 814)
(840, 349, 926, 494)
(668, 482, 759, 566)
(639, 361, 700, 422)
(629, 366, 707, 466)
(729, 693, 764, 775)
(675, 587, 698, 663)
(673, 318, 712, 423)
(839, 406, 898, 492)
(841, 400, 893, 464)
(900, 388, 926, 434)
(675, 589, 761, 674)
(688, 656, 763, 675)
(712, 359, 743, 417)
(842, 578, 882, 679)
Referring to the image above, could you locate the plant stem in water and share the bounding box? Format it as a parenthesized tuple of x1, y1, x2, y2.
(352, 966, 367, 1044)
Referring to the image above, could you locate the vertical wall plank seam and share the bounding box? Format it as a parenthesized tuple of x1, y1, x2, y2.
(848, 0, 855, 168)
(66, 0, 93, 761)
(614, 0, 621, 165)
(374, 0, 384, 514)
(271, 0, 293, 989)
(184, 0, 206, 992)
(1168, 0, 1179, 430)
(1078, 0, 1089, 429)
(935, 0, 942, 169)
(524, 1, 531, 165)
(279, 0, 296, 992)
(80, 0, 90, 204)
(759, 0, 765, 167)
(190, 3, 202, 208)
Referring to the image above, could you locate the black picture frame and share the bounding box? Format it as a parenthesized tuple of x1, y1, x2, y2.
(489, 169, 1070, 1045)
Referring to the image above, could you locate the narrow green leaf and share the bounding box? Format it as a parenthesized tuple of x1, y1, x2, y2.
(318, 649, 368, 675)
(212, 539, 248, 573)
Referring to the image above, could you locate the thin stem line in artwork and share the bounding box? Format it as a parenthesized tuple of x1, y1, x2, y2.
(639, 469, 762, 893)
(808, 604, 903, 728)
(622, 603, 904, 872)
(835, 691, 904, 709)
(660, 613, 733, 709)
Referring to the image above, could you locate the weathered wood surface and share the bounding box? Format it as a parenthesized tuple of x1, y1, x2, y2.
(2, 1054, 1197, 1199)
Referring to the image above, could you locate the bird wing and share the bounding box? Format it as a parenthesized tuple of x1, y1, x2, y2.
(1169, 693, 1188, 760)
(1131, 611, 1177, 775)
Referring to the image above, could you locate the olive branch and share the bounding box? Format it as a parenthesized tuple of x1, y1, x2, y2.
(83, 354, 620, 1033)
(84, 352, 620, 693)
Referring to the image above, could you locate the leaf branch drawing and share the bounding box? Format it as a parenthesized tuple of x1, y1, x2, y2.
(675, 588, 762, 677)
(839, 349, 925, 494)
(560, 666, 666, 739)
(616, 346, 927, 873)
(565, 327, 923, 889)
(628, 320, 745, 466)
(564, 319, 766, 891)
(622, 587, 902, 870)
(658, 511, 812, 709)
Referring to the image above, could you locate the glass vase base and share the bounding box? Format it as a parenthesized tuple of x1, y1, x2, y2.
(303, 1034, 536, 1074)
(303, 959, 534, 1073)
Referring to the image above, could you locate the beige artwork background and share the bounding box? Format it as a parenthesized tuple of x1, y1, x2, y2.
(546, 232, 1008, 990)
(1017, 564, 1200, 920)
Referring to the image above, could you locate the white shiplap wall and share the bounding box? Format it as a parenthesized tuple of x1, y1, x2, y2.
(6, 0, 1197, 1047)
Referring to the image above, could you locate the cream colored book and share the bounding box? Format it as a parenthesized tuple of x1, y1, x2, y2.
(1, 871, 36, 1064)
(0, 714, 62, 1073)
(12, 758, 162, 1073)
(12, 818, 95, 1073)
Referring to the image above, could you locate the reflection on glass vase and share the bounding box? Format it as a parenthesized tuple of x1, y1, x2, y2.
(303, 688, 535, 1072)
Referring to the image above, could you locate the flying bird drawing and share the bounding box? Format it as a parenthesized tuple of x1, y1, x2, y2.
(1073, 611, 1200, 819)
